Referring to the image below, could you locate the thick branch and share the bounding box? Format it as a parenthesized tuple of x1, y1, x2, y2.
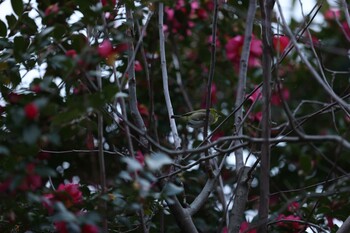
(126, 7, 149, 149)
(158, 2, 181, 150)
(233, 0, 257, 169)
(257, 0, 274, 232)
(228, 166, 253, 232)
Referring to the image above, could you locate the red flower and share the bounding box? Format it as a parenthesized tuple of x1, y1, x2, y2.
(66, 49, 77, 58)
(54, 221, 69, 233)
(273, 35, 290, 54)
(44, 183, 83, 210)
(24, 102, 39, 120)
(56, 183, 83, 207)
(134, 60, 143, 72)
(8, 92, 21, 104)
(225, 35, 262, 72)
(211, 130, 224, 142)
(18, 163, 42, 191)
(249, 111, 262, 123)
(276, 214, 304, 230)
(114, 43, 128, 54)
(30, 84, 42, 93)
(201, 83, 218, 108)
(101, 0, 116, 7)
(287, 202, 300, 213)
(247, 86, 262, 103)
(341, 22, 350, 39)
(82, 224, 100, 233)
(271, 88, 290, 106)
(45, 3, 59, 16)
(326, 216, 334, 229)
(239, 221, 257, 233)
(135, 150, 145, 166)
(0, 178, 12, 192)
(98, 39, 113, 58)
(138, 104, 149, 117)
(324, 8, 341, 21)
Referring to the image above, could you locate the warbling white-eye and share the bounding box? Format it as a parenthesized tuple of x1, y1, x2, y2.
(171, 108, 221, 128)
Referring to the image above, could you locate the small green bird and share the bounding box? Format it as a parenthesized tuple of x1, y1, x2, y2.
(171, 108, 221, 129)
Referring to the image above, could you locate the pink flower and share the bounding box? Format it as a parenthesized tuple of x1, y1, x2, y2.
(201, 83, 218, 108)
(240, 221, 257, 233)
(273, 35, 290, 54)
(341, 22, 350, 39)
(271, 87, 290, 106)
(325, 8, 341, 21)
(18, 164, 42, 191)
(24, 103, 39, 120)
(135, 150, 145, 166)
(225, 35, 262, 71)
(56, 183, 83, 207)
(276, 214, 303, 230)
(164, 1, 199, 36)
(247, 86, 262, 103)
(134, 60, 143, 72)
(98, 39, 113, 58)
(45, 3, 59, 16)
(44, 183, 83, 210)
(287, 202, 300, 213)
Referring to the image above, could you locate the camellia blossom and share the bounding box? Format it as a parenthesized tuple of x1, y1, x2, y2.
(18, 163, 42, 191)
(45, 183, 83, 211)
(65, 49, 77, 58)
(54, 221, 69, 233)
(101, 0, 116, 7)
(324, 8, 341, 21)
(276, 214, 304, 230)
(225, 34, 262, 71)
(45, 3, 59, 16)
(271, 87, 290, 106)
(98, 39, 113, 58)
(240, 221, 257, 233)
(134, 60, 143, 72)
(273, 35, 290, 54)
(24, 103, 39, 120)
(81, 224, 100, 233)
(56, 183, 83, 207)
(98, 40, 128, 65)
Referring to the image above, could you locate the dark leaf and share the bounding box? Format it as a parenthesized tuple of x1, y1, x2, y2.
(0, 20, 7, 37)
(11, 0, 23, 16)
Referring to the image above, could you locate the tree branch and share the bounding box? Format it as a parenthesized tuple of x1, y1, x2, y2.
(257, 0, 274, 232)
(233, 0, 257, 170)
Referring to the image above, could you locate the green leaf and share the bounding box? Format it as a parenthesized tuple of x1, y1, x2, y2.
(6, 14, 17, 31)
(23, 124, 41, 144)
(0, 146, 9, 155)
(145, 152, 172, 171)
(163, 183, 183, 196)
(13, 35, 28, 61)
(122, 157, 142, 172)
(11, 0, 24, 16)
(35, 166, 57, 177)
(0, 20, 7, 37)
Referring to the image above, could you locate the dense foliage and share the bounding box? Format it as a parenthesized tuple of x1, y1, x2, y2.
(1, 0, 350, 232)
